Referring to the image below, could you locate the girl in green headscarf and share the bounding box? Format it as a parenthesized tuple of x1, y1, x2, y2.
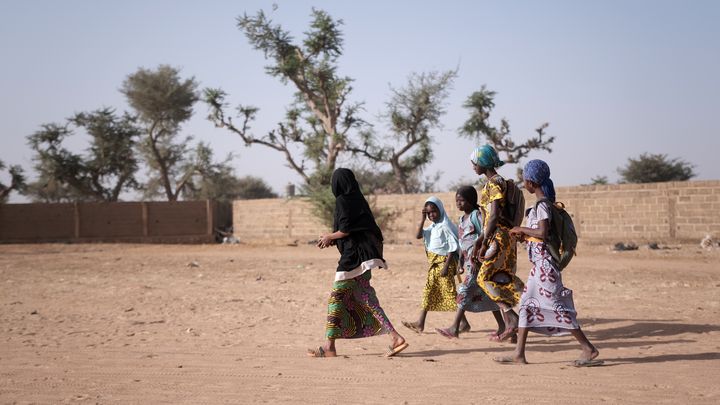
(469, 145, 525, 342)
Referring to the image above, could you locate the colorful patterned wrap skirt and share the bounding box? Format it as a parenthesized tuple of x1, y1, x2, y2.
(476, 225, 525, 307)
(518, 241, 579, 336)
(421, 251, 459, 312)
(325, 271, 395, 339)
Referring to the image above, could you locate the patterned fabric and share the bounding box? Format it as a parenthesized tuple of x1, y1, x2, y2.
(456, 212, 499, 312)
(470, 145, 505, 168)
(325, 271, 395, 339)
(477, 175, 525, 306)
(421, 251, 459, 311)
(523, 159, 556, 203)
(518, 241, 579, 335)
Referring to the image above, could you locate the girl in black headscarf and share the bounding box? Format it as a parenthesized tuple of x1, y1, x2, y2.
(308, 168, 409, 358)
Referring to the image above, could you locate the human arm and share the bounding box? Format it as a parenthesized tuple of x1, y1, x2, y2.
(473, 199, 500, 261)
(317, 230, 350, 249)
(510, 219, 548, 240)
(440, 253, 455, 277)
(415, 209, 427, 239)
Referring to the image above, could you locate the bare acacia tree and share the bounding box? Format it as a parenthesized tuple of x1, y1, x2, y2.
(204, 8, 366, 187)
(459, 86, 553, 178)
(349, 70, 456, 193)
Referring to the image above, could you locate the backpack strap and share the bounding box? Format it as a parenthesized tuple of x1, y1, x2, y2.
(469, 210, 483, 234)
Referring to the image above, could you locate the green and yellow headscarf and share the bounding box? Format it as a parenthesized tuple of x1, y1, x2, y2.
(470, 145, 504, 168)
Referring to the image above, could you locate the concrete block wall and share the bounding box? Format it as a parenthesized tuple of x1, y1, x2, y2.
(233, 180, 720, 244)
(0, 200, 231, 243)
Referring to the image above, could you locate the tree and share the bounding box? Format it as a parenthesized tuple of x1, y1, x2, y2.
(458, 86, 553, 179)
(180, 143, 277, 201)
(349, 70, 456, 193)
(590, 175, 608, 185)
(618, 153, 695, 183)
(24, 108, 141, 202)
(204, 8, 367, 188)
(0, 160, 26, 203)
(122, 65, 200, 201)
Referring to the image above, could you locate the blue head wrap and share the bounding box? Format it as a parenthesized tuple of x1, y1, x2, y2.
(470, 145, 504, 168)
(523, 159, 556, 203)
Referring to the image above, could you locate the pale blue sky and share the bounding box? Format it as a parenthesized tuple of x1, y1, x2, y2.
(1, 0, 718, 200)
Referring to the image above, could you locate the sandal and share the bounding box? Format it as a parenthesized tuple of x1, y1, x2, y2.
(435, 328, 458, 339)
(385, 342, 409, 357)
(402, 321, 423, 334)
(307, 346, 336, 358)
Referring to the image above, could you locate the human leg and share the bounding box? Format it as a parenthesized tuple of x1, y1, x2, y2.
(493, 327, 528, 364)
(436, 308, 466, 338)
(570, 327, 599, 361)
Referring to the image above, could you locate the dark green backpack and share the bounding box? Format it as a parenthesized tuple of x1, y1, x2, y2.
(535, 198, 577, 270)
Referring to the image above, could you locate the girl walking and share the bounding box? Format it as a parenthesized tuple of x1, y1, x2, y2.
(403, 196, 467, 334)
(498, 159, 600, 366)
(308, 168, 409, 358)
(470, 145, 525, 341)
(436, 186, 506, 339)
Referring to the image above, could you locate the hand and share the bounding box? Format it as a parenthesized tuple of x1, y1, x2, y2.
(316, 234, 332, 249)
(477, 245, 488, 261)
(440, 267, 449, 277)
(419, 210, 427, 222)
(509, 226, 523, 236)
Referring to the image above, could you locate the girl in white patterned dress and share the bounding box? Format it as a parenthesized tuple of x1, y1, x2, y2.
(497, 159, 601, 366)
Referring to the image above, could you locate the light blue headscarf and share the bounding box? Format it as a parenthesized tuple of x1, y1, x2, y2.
(422, 196, 459, 256)
(523, 159, 556, 203)
(470, 145, 505, 168)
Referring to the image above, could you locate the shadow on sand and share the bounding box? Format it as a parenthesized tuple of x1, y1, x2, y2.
(398, 318, 720, 365)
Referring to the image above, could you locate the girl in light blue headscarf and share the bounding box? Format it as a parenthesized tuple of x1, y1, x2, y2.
(402, 196, 466, 334)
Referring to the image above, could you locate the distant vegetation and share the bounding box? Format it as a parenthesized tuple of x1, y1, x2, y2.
(618, 153, 695, 183)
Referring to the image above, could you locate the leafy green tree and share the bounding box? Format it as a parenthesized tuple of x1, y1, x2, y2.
(24, 108, 141, 202)
(122, 65, 200, 201)
(349, 70, 456, 193)
(205, 9, 365, 188)
(618, 153, 695, 183)
(459, 86, 553, 179)
(0, 160, 26, 203)
(590, 175, 609, 185)
(180, 143, 277, 201)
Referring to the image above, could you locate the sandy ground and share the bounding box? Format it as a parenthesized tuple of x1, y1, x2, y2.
(1, 241, 719, 404)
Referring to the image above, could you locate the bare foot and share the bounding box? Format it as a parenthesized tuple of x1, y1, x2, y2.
(493, 355, 527, 365)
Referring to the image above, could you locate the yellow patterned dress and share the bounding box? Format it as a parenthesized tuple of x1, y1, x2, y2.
(477, 175, 525, 307)
(421, 251, 459, 311)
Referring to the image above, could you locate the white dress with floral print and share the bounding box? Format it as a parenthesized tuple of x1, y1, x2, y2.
(518, 202, 580, 336)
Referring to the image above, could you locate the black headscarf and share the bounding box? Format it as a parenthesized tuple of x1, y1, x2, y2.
(331, 168, 380, 235)
(330, 168, 384, 272)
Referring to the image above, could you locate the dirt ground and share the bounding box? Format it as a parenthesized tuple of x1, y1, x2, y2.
(1, 241, 719, 404)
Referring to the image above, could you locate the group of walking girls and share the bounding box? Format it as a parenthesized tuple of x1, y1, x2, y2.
(307, 145, 601, 367)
